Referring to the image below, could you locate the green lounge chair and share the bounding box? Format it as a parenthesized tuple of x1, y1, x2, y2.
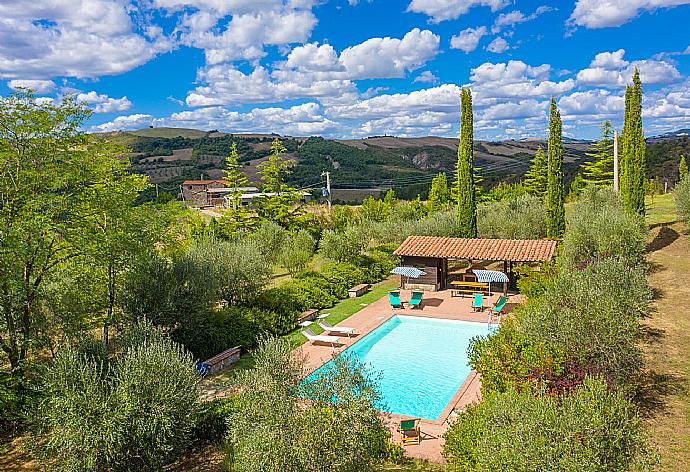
(491, 295, 508, 316)
(408, 291, 423, 309)
(398, 418, 421, 445)
(472, 293, 484, 312)
(389, 290, 403, 309)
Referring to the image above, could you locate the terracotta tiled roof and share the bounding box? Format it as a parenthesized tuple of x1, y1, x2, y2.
(393, 236, 557, 262)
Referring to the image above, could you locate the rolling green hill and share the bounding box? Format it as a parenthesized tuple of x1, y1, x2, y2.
(107, 127, 689, 202)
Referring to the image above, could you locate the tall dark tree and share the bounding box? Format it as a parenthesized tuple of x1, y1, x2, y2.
(620, 85, 632, 197)
(455, 88, 477, 237)
(581, 120, 614, 186)
(622, 69, 646, 215)
(679, 155, 688, 182)
(546, 98, 565, 239)
(524, 147, 548, 199)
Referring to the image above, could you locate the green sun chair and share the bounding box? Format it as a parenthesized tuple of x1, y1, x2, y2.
(389, 290, 403, 309)
(491, 295, 508, 316)
(408, 291, 424, 309)
(472, 293, 484, 312)
(398, 418, 421, 445)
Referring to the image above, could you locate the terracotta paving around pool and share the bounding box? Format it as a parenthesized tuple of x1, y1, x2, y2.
(295, 289, 522, 463)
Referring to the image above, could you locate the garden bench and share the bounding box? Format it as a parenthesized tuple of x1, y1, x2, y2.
(348, 283, 371, 298)
(450, 288, 479, 297)
(297, 309, 319, 325)
(197, 346, 241, 375)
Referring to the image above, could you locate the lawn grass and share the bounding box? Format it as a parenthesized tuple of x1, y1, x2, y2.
(642, 196, 690, 471)
(646, 193, 677, 227)
(200, 277, 399, 394)
(283, 277, 399, 347)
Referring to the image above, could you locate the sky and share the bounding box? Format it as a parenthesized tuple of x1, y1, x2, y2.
(1, 1, 689, 140)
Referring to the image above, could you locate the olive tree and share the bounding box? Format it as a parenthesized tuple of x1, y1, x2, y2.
(278, 230, 315, 276)
(226, 336, 389, 472)
(675, 174, 690, 227)
(33, 320, 200, 472)
(518, 258, 650, 387)
(319, 226, 369, 263)
(562, 186, 647, 268)
(477, 195, 546, 239)
(443, 377, 657, 472)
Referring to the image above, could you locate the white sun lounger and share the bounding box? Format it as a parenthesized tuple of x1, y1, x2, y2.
(302, 328, 342, 347)
(318, 320, 356, 337)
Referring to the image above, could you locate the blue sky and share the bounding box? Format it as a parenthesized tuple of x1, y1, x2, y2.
(1, 0, 689, 140)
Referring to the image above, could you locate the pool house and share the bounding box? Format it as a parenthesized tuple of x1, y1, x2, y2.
(392, 235, 557, 292)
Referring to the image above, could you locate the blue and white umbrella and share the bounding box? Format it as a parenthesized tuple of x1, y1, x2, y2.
(391, 266, 427, 287)
(391, 266, 427, 278)
(472, 269, 509, 298)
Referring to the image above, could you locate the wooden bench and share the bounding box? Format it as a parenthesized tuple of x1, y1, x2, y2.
(450, 288, 481, 297)
(198, 346, 241, 375)
(348, 283, 371, 298)
(297, 309, 319, 324)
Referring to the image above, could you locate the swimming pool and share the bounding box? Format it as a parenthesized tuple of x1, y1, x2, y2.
(310, 315, 489, 420)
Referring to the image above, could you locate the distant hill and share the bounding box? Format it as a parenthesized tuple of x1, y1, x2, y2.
(126, 127, 209, 139)
(104, 127, 689, 201)
(647, 129, 690, 143)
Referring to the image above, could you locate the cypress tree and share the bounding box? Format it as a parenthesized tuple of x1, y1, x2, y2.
(679, 155, 687, 182)
(623, 69, 646, 215)
(581, 120, 614, 186)
(620, 86, 632, 195)
(428, 172, 450, 212)
(546, 98, 565, 239)
(524, 147, 548, 199)
(456, 88, 477, 237)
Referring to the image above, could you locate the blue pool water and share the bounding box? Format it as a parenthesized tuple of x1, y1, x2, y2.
(310, 315, 489, 420)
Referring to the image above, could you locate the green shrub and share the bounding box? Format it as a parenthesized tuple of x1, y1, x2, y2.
(514, 261, 559, 299)
(468, 320, 566, 396)
(443, 377, 657, 472)
(319, 226, 369, 262)
(562, 186, 647, 268)
(675, 174, 690, 225)
(519, 258, 650, 387)
(193, 396, 244, 442)
(226, 337, 389, 472)
(33, 321, 200, 472)
(384, 440, 407, 465)
(442, 401, 484, 471)
(477, 195, 546, 239)
(0, 370, 40, 435)
(278, 230, 315, 276)
(250, 221, 286, 264)
(319, 262, 369, 294)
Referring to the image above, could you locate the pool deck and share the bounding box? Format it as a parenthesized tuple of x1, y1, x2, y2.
(295, 288, 522, 463)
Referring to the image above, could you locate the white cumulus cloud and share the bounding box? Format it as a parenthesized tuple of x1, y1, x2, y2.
(569, 0, 690, 29)
(406, 0, 509, 22)
(76, 91, 133, 113)
(450, 26, 488, 53)
(486, 37, 510, 53)
(0, 1, 170, 79)
(7, 79, 55, 93)
(577, 49, 681, 86)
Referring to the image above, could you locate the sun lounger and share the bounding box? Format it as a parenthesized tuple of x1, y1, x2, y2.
(491, 295, 508, 315)
(408, 291, 423, 309)
(301, 328, 342, 347)
(318, 320, 356, 337)
(398, 418, 421, 445)
(389, 290, 403, 309)
(488, 296, 508, 328)
(472, 293, 484, 312)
